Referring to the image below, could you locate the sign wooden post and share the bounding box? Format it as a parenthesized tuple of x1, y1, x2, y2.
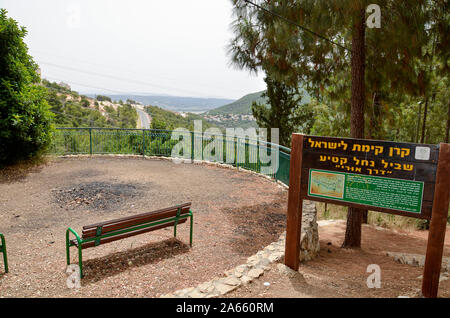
(285, 134, 449, 297)
(422, 143, 450, 298)
(285, 134, 304, 270)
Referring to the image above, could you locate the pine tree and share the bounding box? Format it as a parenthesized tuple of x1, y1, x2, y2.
(228, 0, 445, 247)
(252, 75, 313, 147)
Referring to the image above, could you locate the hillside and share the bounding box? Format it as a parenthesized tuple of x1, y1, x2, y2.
(203, 88, 311, 129)
(206, 91, 267, 115)
(145, 105, 219, 131)
(43, 80, 138, 128)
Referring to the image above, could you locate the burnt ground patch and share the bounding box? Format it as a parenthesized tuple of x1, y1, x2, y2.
(52, 181, 143, 211)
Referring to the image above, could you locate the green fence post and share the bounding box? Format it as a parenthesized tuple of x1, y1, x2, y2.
(236, 137, 239, 169)
(142, 129, 146, 157)
(191, 132, 194, 161)
(89, 128, 92, 155)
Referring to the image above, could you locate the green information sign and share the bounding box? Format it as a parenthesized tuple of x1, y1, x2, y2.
(307, 169, 424, 213)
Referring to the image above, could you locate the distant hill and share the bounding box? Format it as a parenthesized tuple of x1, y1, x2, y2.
(206, 91, 267, 115)
(207, 88, 311, 116)
(88, 94, 235, 113)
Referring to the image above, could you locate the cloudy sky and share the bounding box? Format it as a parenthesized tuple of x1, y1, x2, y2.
(2, 0, 266, 99)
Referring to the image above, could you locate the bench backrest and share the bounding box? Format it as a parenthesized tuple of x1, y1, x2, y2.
(81, 202, 191, 239)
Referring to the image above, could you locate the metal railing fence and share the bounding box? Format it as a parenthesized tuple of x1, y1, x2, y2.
(50, 127, 291, 185)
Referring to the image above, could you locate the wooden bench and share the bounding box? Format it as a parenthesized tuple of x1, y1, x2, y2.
(0, 232, 8, 273)
(66, 202, 193, 277)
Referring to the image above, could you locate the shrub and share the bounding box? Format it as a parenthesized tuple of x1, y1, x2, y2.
(0, 9, 54, 166)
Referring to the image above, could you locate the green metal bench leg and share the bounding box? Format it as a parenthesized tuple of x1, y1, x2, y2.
(65, 229, 71, 266)
(0, 233, 8, 273)
(78, 245, 83, 278)
(66, 228, 83, 278)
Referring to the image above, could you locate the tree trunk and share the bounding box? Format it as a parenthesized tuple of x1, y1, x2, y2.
(363, 91, 381, 224)
(420, 96, 429, 144)
(368, 91, 382, 140)
(416, 101, 422, 143)
(445, 101, 450, 143)
(342, 4, 366, 249)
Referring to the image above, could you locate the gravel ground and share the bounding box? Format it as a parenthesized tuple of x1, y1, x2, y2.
(0, 156, 287, 297)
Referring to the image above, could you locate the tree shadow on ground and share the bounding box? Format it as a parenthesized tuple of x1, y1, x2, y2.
(0, 159, 46, 184)
(80, 238, 190, 285)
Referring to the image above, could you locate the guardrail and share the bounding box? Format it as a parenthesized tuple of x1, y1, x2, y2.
(50, 127, 291, 185)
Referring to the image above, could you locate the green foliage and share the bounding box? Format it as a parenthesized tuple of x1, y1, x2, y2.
(252, 76, 313, 147)
(42, 81, 138, 128)
(145, 105, 219, 131)
(0, 9, 54, 166)
(96, 95, 112, 102)
(103, 103, 138, 128)
(208, 91, 267, 115)
(41, 79, 71, 94)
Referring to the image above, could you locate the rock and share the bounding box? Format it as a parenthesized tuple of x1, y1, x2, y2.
(268, 252, 284, 263)
(233, 271, 243, 278)
(215, 283, 237, 295)
(247, 268, 264, 279)
(277, 263, 301, 278)
(235, 265, 248, 273)
(240, 275, 252, 285)
(439, 274, 448, 283)
(198, 282, 214, 294)
(222, 276, 241, 286)
(188, 289, 206, 298)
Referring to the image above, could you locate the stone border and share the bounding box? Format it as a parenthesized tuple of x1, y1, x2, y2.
(385, 252, 449, 284)
(385, 252, 450, 272)
(50, 154, 319, 298)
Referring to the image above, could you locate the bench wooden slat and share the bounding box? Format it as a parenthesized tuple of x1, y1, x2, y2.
(81, 203, 191, 239)
(72, 218, 187, 249)
(82, 202, 191, 230)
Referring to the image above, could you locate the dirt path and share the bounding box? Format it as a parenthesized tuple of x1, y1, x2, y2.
(226, 221, 450, 298)
(0, 157, 287, 297)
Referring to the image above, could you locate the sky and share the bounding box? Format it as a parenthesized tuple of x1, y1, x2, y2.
(2, 0, 266, 99)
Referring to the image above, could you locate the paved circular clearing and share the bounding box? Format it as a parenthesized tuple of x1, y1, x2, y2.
(0, 156, 287, 297)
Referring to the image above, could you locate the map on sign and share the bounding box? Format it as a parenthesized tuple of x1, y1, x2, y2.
(309, 170, 345, 199)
